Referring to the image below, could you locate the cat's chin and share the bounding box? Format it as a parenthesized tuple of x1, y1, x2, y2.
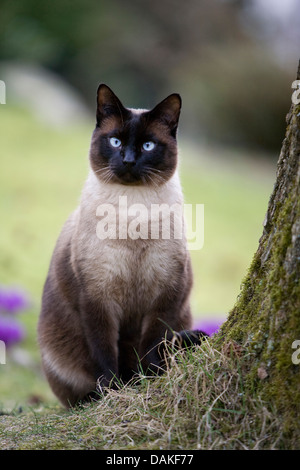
(96, 170, 160, 187)
(113, 174, 166, 187)
(93, 167, 169, 187)
(115, 172, 143, 185)
(94, 171, 144, 186)
(115, 178, 145, 187)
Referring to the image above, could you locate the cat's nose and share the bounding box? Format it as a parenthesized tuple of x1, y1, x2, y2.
(123, 151, 136, 167)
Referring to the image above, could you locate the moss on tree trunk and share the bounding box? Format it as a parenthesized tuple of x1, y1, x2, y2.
(219, 62, 300, 448)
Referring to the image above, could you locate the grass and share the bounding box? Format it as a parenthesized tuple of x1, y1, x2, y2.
(0, 337, 284, 450)
(0, 105, 278, 448)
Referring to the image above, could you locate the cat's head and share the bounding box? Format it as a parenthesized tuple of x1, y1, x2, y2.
(89, 84, 181, 186)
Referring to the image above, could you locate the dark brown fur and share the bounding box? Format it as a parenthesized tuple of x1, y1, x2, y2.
(38, 85, 206, 408)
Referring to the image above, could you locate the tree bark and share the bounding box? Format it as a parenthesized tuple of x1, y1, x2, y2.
(220, 61, 300, 448)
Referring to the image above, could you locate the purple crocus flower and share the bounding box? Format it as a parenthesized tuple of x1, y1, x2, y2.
(193, 317, 225, 336)
(0, 286, 30, 314)
(0, 285, 29, 347)
(0, 317, 25, 347)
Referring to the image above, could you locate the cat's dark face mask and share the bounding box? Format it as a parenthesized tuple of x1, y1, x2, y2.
(89, 84, 181, 186)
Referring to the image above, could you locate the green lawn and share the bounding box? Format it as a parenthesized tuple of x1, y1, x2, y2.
(0, 105, 277, 408)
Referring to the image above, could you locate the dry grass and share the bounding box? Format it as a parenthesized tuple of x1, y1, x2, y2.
(82, 338, 283, 450)
(0, 337, 284, 450)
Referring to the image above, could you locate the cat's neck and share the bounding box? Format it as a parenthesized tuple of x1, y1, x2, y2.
(80, 169, 183, 210)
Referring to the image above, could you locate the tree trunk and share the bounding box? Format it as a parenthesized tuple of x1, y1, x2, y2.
(220, 61, 300, 448)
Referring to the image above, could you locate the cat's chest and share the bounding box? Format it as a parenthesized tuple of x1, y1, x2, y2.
(80, 237, 180, 307)
(75, 172, 185, 309)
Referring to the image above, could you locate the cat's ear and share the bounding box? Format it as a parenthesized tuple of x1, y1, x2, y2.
(96, 84, 128, 125)
(149, 94, 182, 137)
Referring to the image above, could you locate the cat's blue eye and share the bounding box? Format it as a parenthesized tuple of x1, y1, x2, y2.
(109, 137, 122, 148)
(142, 141, 155, 152)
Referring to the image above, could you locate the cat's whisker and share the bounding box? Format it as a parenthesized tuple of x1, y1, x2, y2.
(144, 168, 165, 188)
(145, 173, 155, 186)
(145, 172, 161, 189)
(147, 167, 163, 174)
(94, 166, 115, 184)
(141, 174, 147, 186)
(142, 168, 155, 184)
(94, 166, 111, 174)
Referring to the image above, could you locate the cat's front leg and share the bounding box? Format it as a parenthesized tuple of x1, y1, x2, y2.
(79, 295, 121, 395)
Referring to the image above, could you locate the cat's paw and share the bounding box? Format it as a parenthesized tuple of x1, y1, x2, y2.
(171, 329, 208, 349)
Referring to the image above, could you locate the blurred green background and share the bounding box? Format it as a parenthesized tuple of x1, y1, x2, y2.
(0, 0, 298, 407)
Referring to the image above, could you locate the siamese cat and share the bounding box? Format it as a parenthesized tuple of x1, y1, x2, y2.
(38, 84, 206, 408)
